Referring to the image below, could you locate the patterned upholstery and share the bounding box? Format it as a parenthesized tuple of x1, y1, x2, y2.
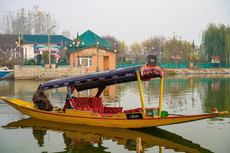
(98, 113, 114, 117)
(140, 65, 164, 81)
(124, 107, 142, 113)
(72, 98, 92, 109)
(91, 97, 104, 113)
(75, 107, 93, 111)
(71, 97, 103, 113)
(104, 106, 123, 114)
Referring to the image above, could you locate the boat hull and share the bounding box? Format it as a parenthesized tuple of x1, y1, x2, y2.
(0, 71, 12, 78)
(1, 97, 228, 128)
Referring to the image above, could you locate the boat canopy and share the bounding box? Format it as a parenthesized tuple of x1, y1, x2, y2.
(41, 64, 164, 92)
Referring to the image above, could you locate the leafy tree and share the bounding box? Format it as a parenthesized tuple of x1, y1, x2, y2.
(60, 48, 68, 63)
(129, 42, 141, 63)
(118, 40, 128, 67)
(163, 33, 191, 63)
(202, 23, 230, 65)
(42, 51, 49, 64)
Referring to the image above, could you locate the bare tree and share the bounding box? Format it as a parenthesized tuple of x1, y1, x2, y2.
(0, 5, 59, 35)
(101, 35, 118, 50)
(61, 30, 71, 38)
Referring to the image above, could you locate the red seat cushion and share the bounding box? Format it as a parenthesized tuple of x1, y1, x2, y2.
(98, 113, 114, 117)
(104, 106, 123, 114)
(91, 97, 104, 113)
(72, 98, 92, 109)
(124, 107, 142, 113)
(75, 107, 93, 111)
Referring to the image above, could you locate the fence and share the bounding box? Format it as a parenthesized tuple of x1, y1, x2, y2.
(116, 63, 230, 68)
(23, 63, 69, 67)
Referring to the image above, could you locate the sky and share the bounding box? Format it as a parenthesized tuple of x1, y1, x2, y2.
(0, 0, 230, 47)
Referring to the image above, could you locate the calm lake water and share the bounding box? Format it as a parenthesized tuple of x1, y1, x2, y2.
(0, 75, 230, 153)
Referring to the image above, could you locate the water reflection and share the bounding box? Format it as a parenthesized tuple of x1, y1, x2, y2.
(1, 76, 230, 152)
(2, 118, 212, 153)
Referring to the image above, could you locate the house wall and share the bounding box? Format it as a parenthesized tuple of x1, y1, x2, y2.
(69, 47, 117, 72)
(23, 43, 62, 61)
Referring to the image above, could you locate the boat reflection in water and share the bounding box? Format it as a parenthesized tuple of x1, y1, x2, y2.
(2, 118, 212, 153)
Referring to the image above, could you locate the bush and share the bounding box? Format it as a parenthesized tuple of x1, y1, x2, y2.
(37, 54, 42, 63)
(29, 59, 35, 64)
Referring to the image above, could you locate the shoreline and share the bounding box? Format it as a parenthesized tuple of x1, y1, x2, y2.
(2, 67, 230, 80)
(164, 68, 230, 75)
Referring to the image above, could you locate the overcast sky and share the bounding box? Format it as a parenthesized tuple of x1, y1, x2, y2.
(0, 0, 230, 46)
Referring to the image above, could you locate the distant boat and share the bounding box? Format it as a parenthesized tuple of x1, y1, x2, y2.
(0, 67, 14, 79)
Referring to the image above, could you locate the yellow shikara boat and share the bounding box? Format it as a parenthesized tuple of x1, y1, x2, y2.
(1, 57, 228, 128)
(2, 118, 213, 153)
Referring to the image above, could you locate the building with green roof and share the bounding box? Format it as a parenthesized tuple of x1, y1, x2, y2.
(67, 30, 117, 72)
(0, 34, 71, 61)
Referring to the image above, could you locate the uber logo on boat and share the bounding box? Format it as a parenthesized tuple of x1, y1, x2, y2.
(126, 113, 143, 119)
(112, 75, 118, 78)
(125, 73, 133, 76)
(98, 77, 105, 80)
(86, 79, 92, 82)
(75, 81, 80, 84)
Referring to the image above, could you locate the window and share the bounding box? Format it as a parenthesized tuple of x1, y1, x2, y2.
(78, 56, 92, 67)
(51, 51, 56, 54)
(34, 51, 40, 54)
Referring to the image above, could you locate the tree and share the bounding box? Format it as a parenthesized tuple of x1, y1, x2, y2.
(0, 5, 59, 35)
(101, 35, 118, 50)
(129, 42, 141, 63)
(42, 51, 49, 64)
(163, 33, 191, 63)
(202, 23, 230, 65)
(60, 48, 68, 63)
(61, 30, 71, 38)
(118, 40, 128, 67)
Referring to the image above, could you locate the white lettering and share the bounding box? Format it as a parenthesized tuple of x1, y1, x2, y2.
(98, 77, 105, 80)
(130, 115, 139, 118)
(75, 81, 80, 84)
(112, 75, 118, 78)
(86, 79, 92, 82)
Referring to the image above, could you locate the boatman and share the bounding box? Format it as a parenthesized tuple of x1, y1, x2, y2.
(32, 84, 55, 111)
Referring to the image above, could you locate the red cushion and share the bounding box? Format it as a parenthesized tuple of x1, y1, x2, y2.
(98, 113, 114, 117)
(75, 107, 93, 111)
(72, 98, 92, 108)
(104, 106, 123, 113)
(124, 107, 142, 113)
(91, 97, 104, 113)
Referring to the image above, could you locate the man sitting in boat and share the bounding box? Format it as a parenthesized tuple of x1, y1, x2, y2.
(32, 84, 55, 111)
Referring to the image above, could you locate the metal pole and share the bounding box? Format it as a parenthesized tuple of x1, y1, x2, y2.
(48, 15, 51, 67)
(19, 43, 21, 66)
(159, 77, 164, 118)
(22, 44, 24, 66)
(96, 44, 99, 72)
(78, 45, 79, 66)
(136, 71, 146, 114)
(73, 44, 75, 66)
